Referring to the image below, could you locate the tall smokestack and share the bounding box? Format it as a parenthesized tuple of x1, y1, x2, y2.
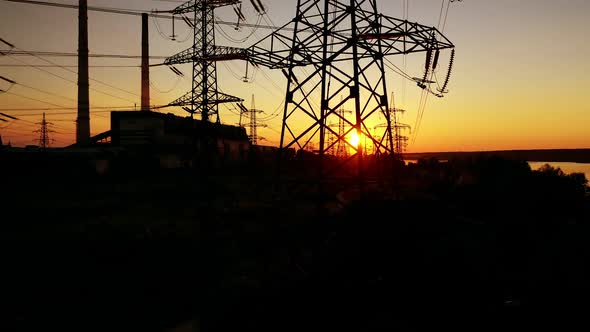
(76, 0, 90, 144)
(141, 13, 150, 111)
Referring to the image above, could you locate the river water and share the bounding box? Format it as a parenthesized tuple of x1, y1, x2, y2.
(405, 160, 590, 178)
(527, 162, 590, 178)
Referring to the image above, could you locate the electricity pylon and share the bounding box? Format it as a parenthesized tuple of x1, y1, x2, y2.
(34, 113, 55, 149)
(374, 120, 410, 160)
(391, 106, 410, 162)
(245, 0, 455, 180)
(239, 94, 267, 145)
(163, 0, 246, 123)
(334, 107, 352, 158)
(373, 93, 411, 161)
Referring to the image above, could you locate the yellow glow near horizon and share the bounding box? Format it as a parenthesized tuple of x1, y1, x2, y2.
(349, 131, 360, 149)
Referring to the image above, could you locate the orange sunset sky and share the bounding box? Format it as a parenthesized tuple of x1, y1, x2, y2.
(0, 0, 589, 152)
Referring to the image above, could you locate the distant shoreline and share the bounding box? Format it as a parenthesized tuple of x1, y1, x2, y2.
(404, 149, 590, 164)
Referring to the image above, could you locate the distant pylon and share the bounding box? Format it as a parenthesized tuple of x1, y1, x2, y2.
(335, 106, 352, 158)
(390, 93, 411, 162)
(35, 113, 55, 149)
(243, 94, 266, 145)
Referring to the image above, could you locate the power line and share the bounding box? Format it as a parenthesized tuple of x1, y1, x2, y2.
(3, 0, 151, 16)
(149, 75, 183, 94)
(0, 106, 139, 111)
(384, 57, 414, 81)
(3, 109, 140, 117)
(437, 0, 446, 29)
(4, 90, 69, 108)
(9, 45, 140, 97)
(17, 82, 77, 104)
(0, 0, 283, 30)
(0, 64, 141, 68)
(0, 50, 168, 59)
(441, 0, 453, 33)
(5, 54, 137, 103)
(3, 73, 147, 113)
(410, 0, 459, 146)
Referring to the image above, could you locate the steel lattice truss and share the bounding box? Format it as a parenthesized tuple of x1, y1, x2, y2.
(165, 0, 243, 122)
(244, 0, 454, 178)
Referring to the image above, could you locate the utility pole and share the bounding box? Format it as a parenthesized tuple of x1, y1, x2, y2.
(76, 0, 90, 145)
(163, 0, 245, 122)
(141, 13, 151, 111)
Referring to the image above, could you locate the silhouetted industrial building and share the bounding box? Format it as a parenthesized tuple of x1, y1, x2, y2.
(110, 111, 250, 168)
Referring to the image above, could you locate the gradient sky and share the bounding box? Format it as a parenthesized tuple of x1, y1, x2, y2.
(0, 0, 589, 152)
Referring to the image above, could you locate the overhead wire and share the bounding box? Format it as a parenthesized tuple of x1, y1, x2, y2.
(0, 50, 168, 59)
(215, 14, 262, 44)
(4, 90, 69, 109)
(1, 109, 144, 117)
(1, 0, 284, 30)
(152, 14, 192, 43)
(0, 105, 139, 112)
(221, 61, 246, 81)
(0, 64, 141, 68)
(411, 0, 454, 146)
(0, 83, 15, 93)
(16, 82, 78, 104)
(13, 45, 140, 98)
(149, 74, 183, 94)
(400, 0, 409, 106)
(257, 100, 284, 121)
(436, 0, 446, 30)
(256, 69, 283, 95)
(0, 37, 15, 56)
(384, 58, 414, 81)
(441, 0, 452, 33)
(4, 54, 138, 103)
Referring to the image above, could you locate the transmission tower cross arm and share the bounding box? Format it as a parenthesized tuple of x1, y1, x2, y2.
(165, 46, 248, 66)
(168, 90, 243, 107)
(214, 91, 245, 105)
(366, 14, 454, 56)
(170, 0, 241, 14)
(245, 27, 314, 69)
(394, 123, 412, 131)
(243, 12, 454, 70)
(242, 122, 268, 128)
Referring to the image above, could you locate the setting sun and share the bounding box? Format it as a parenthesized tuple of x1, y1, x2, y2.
(349, 131, 360, 148)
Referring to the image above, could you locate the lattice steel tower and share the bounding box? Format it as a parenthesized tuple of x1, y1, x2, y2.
(335, 107, 352, 158)
(164, 0, 245, 122)
(246, 0, 455, 179)
(392, 106, 410, 162)
(35, 113, 54, 149)
(243, 94, 266, 145)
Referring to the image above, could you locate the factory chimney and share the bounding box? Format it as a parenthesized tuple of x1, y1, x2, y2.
(76, 0, 90, 144)
(141, 13, 150, 111)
